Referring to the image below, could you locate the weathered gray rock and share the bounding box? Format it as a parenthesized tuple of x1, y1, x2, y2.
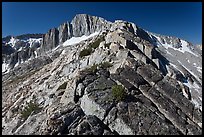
(41, 28, 59, 52)
(58, 23, 69, 44)
(139, 84, 201, 135)
(119, 66, 201, 134)
(110, 74, 135, 91)
(68, 115, 116, 135)
(155, 79, 201, 125)
(60, 79, 76, 104)
(2, 55, 53, 82)
(42, 103, 85, 135)
(137, 64, 163, 85)
(71, 14, 112, 37)
(13, 112, 47, 135)
(120, 66, 147, 88)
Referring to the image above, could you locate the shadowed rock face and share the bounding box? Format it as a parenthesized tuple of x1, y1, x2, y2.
(41, 28, 59, 53)
(58, 23, 69, 44)
(2, 14, 202, 135)
(2, 44, 15, 55)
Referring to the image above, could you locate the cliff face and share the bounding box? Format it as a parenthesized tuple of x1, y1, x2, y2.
(58, 22, 69, 44)
(40, 28, 59, 53)
(71, 14, 112, 37)
(2, 14, 202, 135)
(42, 14, 112, 49)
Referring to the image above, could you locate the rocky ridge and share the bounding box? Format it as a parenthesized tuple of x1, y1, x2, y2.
(2, 14, 202, 135)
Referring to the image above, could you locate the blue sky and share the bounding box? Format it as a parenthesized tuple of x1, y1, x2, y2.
(2, 2, 202, 44)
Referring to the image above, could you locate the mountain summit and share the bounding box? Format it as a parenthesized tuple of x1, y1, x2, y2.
(2, 14, 202, 135)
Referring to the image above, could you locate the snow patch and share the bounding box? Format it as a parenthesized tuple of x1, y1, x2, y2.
(166, 50, 173, 56)
(21, 38, 42, 48)
(34, 51, 38, 58)
(177, 60, 201, 82)
(2, 63, 9, 73)
(192, 97, 202, 111)
(14, 62, 20, 68)
(63, 32, 99, 47)
(169, 62, 202, 110)
(27, 38, 42, 47)
(196, 66, 202, 73)
(52, 44, 61, 51)
(28, 58, 32, 61)
(169, 63, 185, 76)
(61, 50, 66, 55)
(18, 47, 23, 51)
(152, 34, 198, 57)
(152, 35, 163, 46)
(183, 80, 202, 110)
(7, 37, 19, 47)
(180, 40, 198, 57)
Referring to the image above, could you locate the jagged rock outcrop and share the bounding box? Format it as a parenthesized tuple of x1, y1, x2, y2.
(71, 14, 112, 37)
(41, 14, 112, 50)
(41, 28, 59, 53)
(2, 14, 202, 135)
(58, 23, 69, 44)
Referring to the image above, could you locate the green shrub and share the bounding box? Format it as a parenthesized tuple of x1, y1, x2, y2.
(82, 61, 112, 75)
(111, 85, 125, 101)
(79, 36, 105, 58)
(99, 61, 113, 69)
(86, 64, 99, 74)
(84, 62, 112, 74)
(21, 102, 41, 120)
(79, 48, 92, 58)
(88, 37, 104, 49)
(88, 41, 100, 49)
(57, 82, 67, 91)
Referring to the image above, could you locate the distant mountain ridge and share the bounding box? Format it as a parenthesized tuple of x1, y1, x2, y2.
(2, 33, 44, 43)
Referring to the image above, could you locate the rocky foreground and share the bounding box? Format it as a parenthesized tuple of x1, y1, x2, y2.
(2, 14, 202, 135)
